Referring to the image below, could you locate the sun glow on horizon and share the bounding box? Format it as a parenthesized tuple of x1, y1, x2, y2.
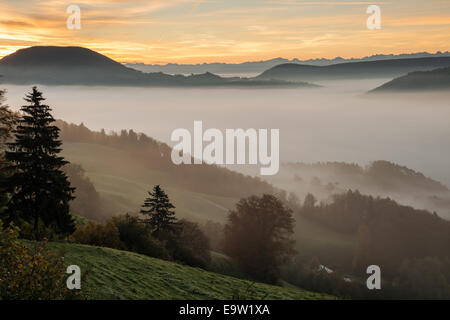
(0, 0, 449, 64)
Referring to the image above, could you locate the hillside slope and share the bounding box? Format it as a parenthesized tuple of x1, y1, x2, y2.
(61, 141, 357, 267)
(370, 67, 450, 92)
(50, 242, 334, 300)
(256, 57, 450, 81)
(61, 142, 238, 222)
(59, 124, 357, 268)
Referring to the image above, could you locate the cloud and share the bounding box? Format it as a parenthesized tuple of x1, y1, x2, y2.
(0, 20, 35, 27)
(0, 0, 448, 63)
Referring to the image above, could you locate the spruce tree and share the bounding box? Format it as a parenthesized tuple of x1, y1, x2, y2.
(3, 87, 75, 240)
(0, 90, 16, 148)
(140, 185, 179, 239)
(0, 90, 17, 212)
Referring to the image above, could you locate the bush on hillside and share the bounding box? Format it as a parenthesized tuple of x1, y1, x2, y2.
(0, 221, 85, 300)
(69, 220, 121, 249)
(70, 214, 169, 260)
(112, 214, 169, 259)
(70, 214, 212, 268)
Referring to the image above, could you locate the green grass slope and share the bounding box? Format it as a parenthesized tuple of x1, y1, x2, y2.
(62, 142, 237, 222)
(50, 242, 334, 300)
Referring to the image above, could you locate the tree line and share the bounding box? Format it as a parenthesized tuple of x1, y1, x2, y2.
(298, 190, 450, 273)
(294, 190, 450, 298)
(56, 119, 277, 199)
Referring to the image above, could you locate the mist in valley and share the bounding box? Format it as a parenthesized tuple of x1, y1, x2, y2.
(3, 79, 450, 217)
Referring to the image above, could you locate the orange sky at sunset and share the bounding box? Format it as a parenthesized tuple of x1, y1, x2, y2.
(0, 0, 449, 64)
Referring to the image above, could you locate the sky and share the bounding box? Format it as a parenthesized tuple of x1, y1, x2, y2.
(0, 0, 449, 64)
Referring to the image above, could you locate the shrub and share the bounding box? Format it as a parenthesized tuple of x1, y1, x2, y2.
(69, 220, 121, 249)
(0, 221, 85, 300)
(112, 214, 169, 259)
(69, 215, 211, 268)
(70, 214, 169, 260)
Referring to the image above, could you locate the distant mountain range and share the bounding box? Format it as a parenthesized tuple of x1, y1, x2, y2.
(0, 46, 310, 87)
(256, 57, 450, 81)
(371, 67, 450, 92)
(2, 46, 449, 90)
(127, 52, 450, 75)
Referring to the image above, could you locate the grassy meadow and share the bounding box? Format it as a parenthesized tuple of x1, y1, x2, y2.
(48, 242, 335, 300)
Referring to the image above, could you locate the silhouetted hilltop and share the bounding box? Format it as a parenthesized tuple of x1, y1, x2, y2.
(0, 46, 312, 87)
(0, 46, 124, 69)
(256, 57, 450, 81)
(370, 67, 450, 92)
(127, 51, 450, 75)
(0, 46, 150, 85)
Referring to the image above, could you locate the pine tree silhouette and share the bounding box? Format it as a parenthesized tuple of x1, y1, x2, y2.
(140, 185, 179, 239)
(0, 90, 17, 211)
(3, 87, 75, 240)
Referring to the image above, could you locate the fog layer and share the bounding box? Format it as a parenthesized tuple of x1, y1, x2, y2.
(3, 79, 450, 186)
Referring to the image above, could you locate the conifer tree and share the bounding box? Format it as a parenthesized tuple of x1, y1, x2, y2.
(0, 90, 17, 212)
(140, 185, 179, 239)
(3, 87, 75, 240)
(0, 90, 16, 148)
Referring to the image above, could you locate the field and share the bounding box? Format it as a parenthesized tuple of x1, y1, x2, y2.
(49, 242, 335, 300)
